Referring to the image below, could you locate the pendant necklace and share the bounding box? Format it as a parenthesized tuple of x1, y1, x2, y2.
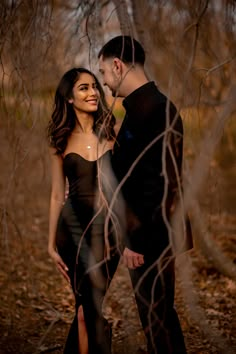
(72, 129, 94, 150)
(86, 129, 93, 150)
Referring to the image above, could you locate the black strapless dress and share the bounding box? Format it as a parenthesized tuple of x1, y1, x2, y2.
(56, 150, 119, 354)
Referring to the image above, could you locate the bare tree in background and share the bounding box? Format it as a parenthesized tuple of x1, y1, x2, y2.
(0, 1, 235, 353)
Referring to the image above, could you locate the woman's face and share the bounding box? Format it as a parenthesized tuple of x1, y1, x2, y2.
(69, 73, 100, 114)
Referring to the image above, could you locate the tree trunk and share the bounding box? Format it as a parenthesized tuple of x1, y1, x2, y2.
(112, 0, 134, 36)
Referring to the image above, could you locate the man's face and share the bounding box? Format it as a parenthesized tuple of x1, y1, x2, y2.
(99, 56, 120, 97)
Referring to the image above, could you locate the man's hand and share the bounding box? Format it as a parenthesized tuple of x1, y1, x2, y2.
(122, 247, 144, 269)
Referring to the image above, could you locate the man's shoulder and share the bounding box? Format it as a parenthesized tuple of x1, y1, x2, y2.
(153, 89, 180, 120)
(141, 81, 167, 105)
(152, 87, 177, 111)
(153, 86, 167, 103)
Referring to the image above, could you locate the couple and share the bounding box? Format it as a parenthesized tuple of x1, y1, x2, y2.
(47, 36, 193, 354)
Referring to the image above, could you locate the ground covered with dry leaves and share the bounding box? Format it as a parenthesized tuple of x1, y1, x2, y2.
(0, 209, 235, 354)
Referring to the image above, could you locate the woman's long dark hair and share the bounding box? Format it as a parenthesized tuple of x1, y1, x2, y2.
(47, 68, 116, 154)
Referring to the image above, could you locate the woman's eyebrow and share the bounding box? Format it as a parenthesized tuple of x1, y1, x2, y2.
(77, 82, 96, 88)
(77, 83, 89, 87)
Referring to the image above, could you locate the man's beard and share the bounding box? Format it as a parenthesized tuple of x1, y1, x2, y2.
(111, 87, 119, 97)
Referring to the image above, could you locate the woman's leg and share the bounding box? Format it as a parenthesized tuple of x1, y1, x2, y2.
(77, 305, 88, 354)
(60, 207, 120, 354)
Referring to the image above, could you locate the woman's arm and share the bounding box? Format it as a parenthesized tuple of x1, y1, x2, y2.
(48, 148, 70, 283)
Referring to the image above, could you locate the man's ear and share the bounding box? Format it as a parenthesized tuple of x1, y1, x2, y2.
(113, 58, 123, 76)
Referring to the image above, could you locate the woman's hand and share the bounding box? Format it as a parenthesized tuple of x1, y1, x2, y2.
(48, 247, 70, 284)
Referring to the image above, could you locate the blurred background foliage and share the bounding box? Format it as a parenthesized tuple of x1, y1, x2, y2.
(0, 0, 235, 236)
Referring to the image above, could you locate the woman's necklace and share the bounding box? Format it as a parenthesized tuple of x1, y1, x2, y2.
(72, 130, 94, 150)
(86, 131, 94, 150)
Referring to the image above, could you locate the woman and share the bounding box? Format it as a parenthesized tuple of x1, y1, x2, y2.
(47, 68, 120, 354)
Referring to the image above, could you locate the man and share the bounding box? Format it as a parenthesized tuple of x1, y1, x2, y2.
(98, 36, 193, 354)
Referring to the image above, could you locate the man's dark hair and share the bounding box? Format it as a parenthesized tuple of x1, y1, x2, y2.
(98, 35, 145, 65)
